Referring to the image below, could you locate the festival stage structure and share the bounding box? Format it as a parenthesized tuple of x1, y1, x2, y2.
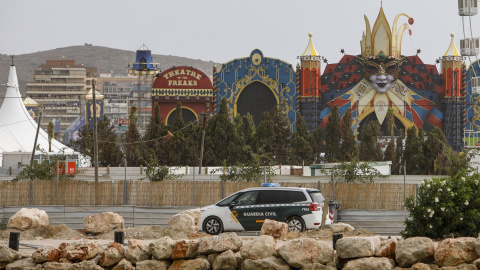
(213, 49, 298, 131)
(151, 66, 213, 130)
(0, 63, 76, 166)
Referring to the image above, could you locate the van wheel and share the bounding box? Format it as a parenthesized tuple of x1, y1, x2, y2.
(203, 217, 223, 235)
(287, 216, 305, 232)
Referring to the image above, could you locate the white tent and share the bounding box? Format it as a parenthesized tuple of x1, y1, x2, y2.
(0, 64, 76, 165)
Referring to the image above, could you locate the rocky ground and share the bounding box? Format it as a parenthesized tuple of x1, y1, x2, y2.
(0, 224, 374, 242)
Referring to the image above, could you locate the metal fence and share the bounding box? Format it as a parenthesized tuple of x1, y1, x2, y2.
(0, 180, 416, 210)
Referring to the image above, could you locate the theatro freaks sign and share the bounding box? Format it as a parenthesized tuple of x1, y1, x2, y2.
(152, 66, 213, 97)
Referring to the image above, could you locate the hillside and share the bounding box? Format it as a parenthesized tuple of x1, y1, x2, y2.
(0, 45, 218, 96)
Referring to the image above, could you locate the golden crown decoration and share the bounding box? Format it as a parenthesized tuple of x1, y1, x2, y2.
(360, 6, 414, 59)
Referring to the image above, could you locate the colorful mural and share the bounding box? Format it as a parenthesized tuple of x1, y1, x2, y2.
(316, 7, 445, 138)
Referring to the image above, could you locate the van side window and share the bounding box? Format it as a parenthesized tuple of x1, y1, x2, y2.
(233, 191, 259, 206)
(258, 190, 288, 204)
(287, 191, 307, 203)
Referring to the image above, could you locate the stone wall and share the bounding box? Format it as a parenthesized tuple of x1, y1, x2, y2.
(1, 232, 479, 269)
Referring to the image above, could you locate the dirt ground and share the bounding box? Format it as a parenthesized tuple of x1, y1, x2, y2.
(0, 224, 374, 242)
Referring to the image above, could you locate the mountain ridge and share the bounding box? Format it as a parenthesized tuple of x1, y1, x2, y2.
(0, 45, 217, 96)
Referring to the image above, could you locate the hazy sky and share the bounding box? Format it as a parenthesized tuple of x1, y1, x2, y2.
(1, 0, 479, 70)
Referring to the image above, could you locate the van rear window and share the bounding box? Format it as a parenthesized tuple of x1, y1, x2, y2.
(287, 191, 307, 203)
(308, 191, 325, 203)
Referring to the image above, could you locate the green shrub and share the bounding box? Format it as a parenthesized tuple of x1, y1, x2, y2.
(402, 171, 480, 239)
(14, 147, 76, 181)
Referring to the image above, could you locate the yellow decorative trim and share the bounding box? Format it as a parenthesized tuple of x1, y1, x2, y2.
(472, 95, 480, 130)
(165, 106, 199, 135)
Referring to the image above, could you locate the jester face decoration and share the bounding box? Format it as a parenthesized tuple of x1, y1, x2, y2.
(359, 52, 406, 94)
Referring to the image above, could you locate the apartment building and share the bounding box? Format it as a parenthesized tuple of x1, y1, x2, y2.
(96, 73, 154, 132)
(26, 59, 97, 137)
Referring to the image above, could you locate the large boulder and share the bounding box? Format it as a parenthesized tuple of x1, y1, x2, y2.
(181, 208, 201, 230)
(125, 239, 151, 264)
(135, 259, 169, 270)
(395, 237, 435, 268)
(74, 260, 104, 270)
(434, 237, 479, 267)
(59, 240, 103, 262)
(240, 235, 276, 260)
(375, 238, 397, 259)
(277, 238, 333, 268)
(0, 245, 21, 263)
(342, 257, 395, 270)
(171, 239, 199, 260)
(330, 222, 355, 233)
(5, 257, 36, 270)
(260, 219, 288, 240)
(168, 212, 197, 234)
(42, 261, 76, 270)
(241, 256, 291, 270)
(301, 263, 336, 270)
(32, 246, 60, 264)
(99, 242, 125, 267)
(169, 258, 210, 270)
(212, 250, 237, 270)
(435, 264, 477, 270)
(335, 236, 381, 259)
(198, 232, 243, 254)
(83, 212, 124, 234)
(474, 258, 480, 269)
(475, 235, 480, 257)
(112, 258, 134, 270)
(149, 236, 175, 260)
(7, 208, 49, 230)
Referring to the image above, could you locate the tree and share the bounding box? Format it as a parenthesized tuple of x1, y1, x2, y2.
(341, 108, 358, 161)
(311, 126, 324, 163)
(325, 156, 387, 184)
(125, 105, 142, 166)
(253, 106, 291, 164)
(182, 123, 201, 166)
(416, 128, 428, 174)
(96, 116, 123, 167)
(203, 98, 240, 166)
(383, 108, 396, 164)
(234, 113, 256, 163)
(290, 113, 313, 165)
(393, 129, 405, 175)
(218, 146, 275, 182)
(168, 102, 187, 165)
(404, 126, 424, 174)
(325, 106, 342, 162)
(143, 103, 169, 165)
(424, 127, 447, 174)
(69, 116, 123, 167)
(434, 147, 476, 176)
(359, 120, 382, 161)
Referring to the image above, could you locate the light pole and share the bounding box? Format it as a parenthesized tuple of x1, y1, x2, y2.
(198, 113, 208, 174)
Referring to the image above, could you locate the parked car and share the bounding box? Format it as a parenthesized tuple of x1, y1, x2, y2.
(200, 184, 330, 235)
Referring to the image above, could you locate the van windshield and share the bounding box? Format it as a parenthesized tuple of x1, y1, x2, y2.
(308, 191, 325, 203)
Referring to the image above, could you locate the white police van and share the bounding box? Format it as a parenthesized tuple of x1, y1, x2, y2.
(200, 184, 330, 235)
